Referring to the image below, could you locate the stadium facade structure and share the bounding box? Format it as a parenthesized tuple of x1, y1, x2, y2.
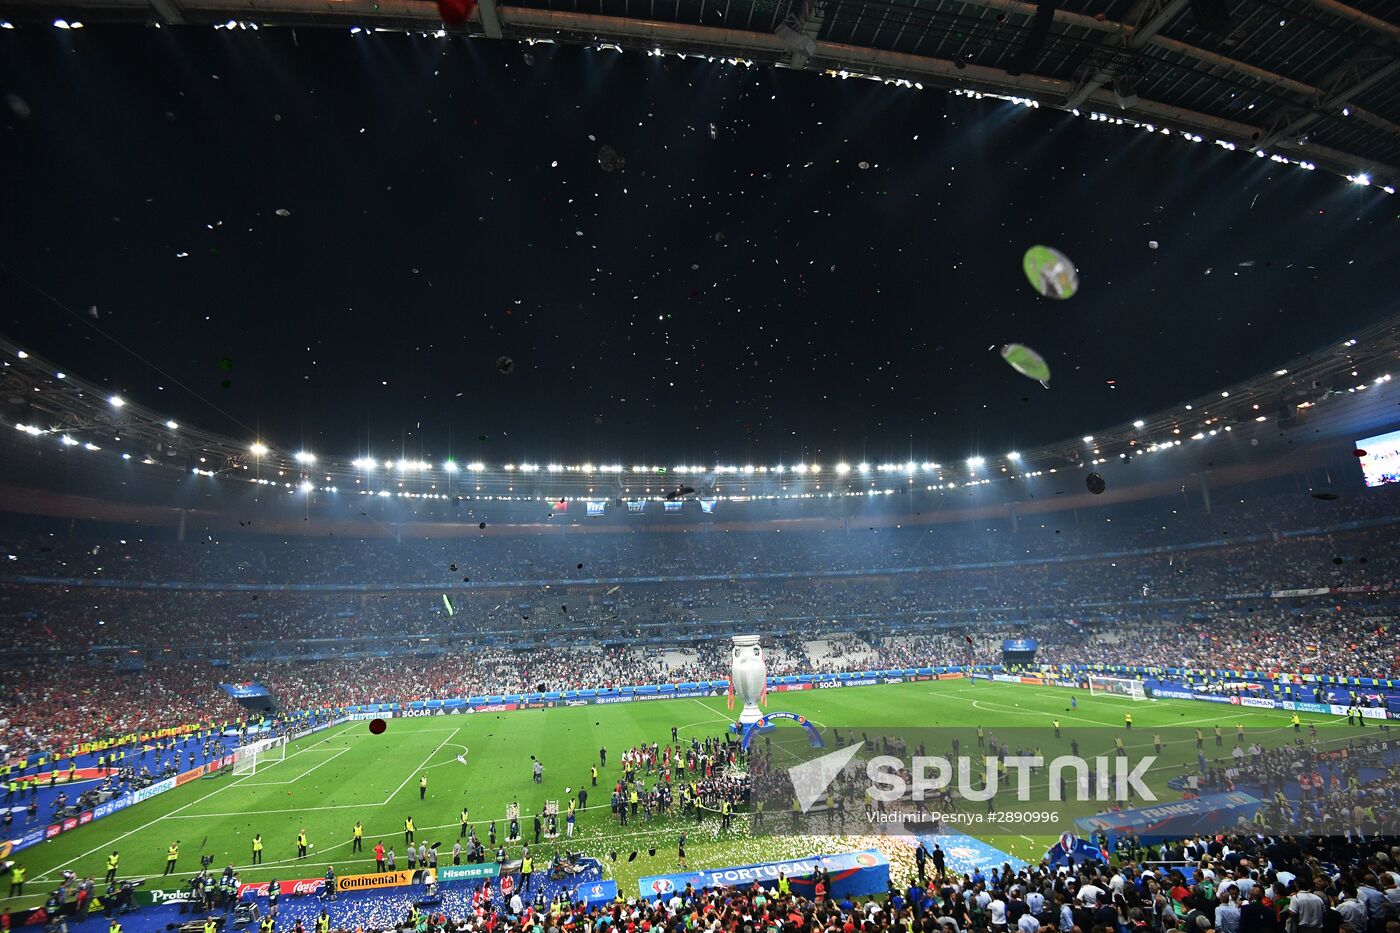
(0, 311, 1398, 526)
(0, 0, 1397, 188)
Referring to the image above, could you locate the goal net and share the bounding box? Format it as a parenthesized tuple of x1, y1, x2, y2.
(1087, 675, 1148, 701)
(232, 735, 287, 777)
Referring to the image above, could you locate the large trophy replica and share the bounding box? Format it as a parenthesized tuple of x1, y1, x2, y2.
(728, 634, 768, 725)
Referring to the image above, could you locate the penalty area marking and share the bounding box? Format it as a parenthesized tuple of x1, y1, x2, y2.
(238, 747, 351, 786)
(32, 722, 358, 885)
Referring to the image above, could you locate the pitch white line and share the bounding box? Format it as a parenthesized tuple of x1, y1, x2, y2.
(383, 728, 460, 805)
(687, 698, 728, 717)
(967, 698, 1109, 728)
(33, 724, 356, 884)
(165, 802, 382, 818)
(238, 747, 351, 786)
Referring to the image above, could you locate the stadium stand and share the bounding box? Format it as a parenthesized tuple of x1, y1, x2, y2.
(0, 475, 1397, 762)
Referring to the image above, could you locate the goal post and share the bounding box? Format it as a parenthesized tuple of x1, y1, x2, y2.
(232, 735, 288, 777)
(1087, 675, 1148, 701)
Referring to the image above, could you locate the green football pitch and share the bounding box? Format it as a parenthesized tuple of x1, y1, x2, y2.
(4, 680, 1362, 907)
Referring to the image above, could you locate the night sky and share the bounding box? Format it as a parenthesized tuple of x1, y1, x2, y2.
(1, 26, 1396, 467)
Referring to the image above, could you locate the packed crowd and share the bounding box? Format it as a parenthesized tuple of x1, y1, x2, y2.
(58, 830, 1400, 933)
(1, 523, 1396, 652)
(1, 476, 1397, 764)
(3, 597, 1397, 763)
(2, 483, 1396, 589)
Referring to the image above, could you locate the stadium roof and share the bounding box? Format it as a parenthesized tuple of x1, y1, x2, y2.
(0, 0, 1396, 186)
(4, 309, 1399, 502)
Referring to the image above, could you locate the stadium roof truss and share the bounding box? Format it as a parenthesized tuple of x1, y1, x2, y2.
(3, 309, 1400, 499)
(0, 0, 1396, 186)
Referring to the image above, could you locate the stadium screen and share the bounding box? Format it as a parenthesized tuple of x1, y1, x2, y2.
(1356, 430, 1400, 487)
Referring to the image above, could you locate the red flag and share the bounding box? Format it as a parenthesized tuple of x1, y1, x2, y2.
(437, 0, 477, 25)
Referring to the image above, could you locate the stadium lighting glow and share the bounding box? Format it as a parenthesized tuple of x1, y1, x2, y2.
(294, 451, 315, 464)
(967, 456, 985, 468)
(15, 350, 27, 358)
(60, 435, 77, 446)
(1276, 369, 1289, 376)
(84, 442, 100, 451)
(1349, 173, 1371, 186)
(352, 457, 376, 471)
(835, 463, 850, 475)
(443, 460, 458, 473)
(299, 481, 313, 492)
(165, 420, 178, 430)
(1133, 420, 1145, 428)
(109, 395, 125, 408)
(1082, 436, 1094, 444)
(1006, 452, 1020, 460)
(467, 462, 486, 472)
(121, 453, 131, 460)
(249, 442, 268, 457)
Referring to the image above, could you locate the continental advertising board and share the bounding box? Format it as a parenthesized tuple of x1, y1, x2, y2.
(335, 869, 434, 893)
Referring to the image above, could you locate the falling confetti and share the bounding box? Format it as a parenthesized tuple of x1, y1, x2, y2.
(1021, 245, 1079, 299)
(275, 208, 291, 217)
(597, 145, 626, 172)
(1000, 343, 1051, 383)
(6, 93, 31, 119)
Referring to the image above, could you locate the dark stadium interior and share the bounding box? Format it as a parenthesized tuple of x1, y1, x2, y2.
(2, 4, 1400, 933)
